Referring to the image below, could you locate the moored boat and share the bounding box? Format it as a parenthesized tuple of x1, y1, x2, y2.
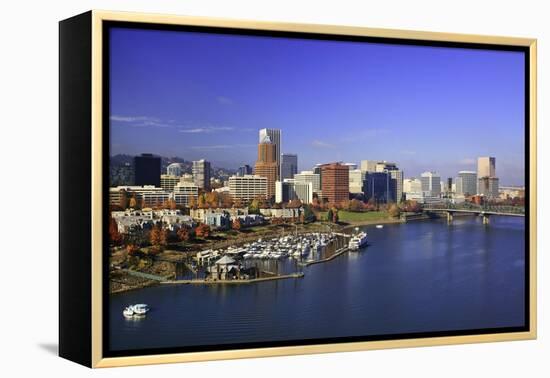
(348, 231, 368, 250)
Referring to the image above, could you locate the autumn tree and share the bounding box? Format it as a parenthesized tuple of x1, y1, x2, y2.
(177, 227, 190, 242)
(388, 204, 401, 218)
(195, 224, 211, 238)
(128, 195, 138, 209)
(109, 217, 123, 246)
(126, 244, 139, 255)
(331, 208, 339, 223)
(326, 208, 333, 223)
(232, 218, 242, 231)
(348, 199, 364, 212)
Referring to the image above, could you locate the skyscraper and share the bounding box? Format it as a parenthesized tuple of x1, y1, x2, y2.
(477, 157, 496, 178)
(237, 164, 253, 177)
(280, 153, 298, 180)
(166, 162, 182, 177)
(254, 135, 278, 199)
(192, 159, 211, 191)
(320, 162, 349, 204)
(259, 128, 281, 179)
(478, 176, 500, 199)
(134, 153, 161, 187)
(364, 172, 392, 203)
(455, 171, 477, 196)
(420, 171, 441, 197)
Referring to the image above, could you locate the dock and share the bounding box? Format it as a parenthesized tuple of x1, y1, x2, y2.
(160, 272, 304, 285)
(299, 246, 349, 267)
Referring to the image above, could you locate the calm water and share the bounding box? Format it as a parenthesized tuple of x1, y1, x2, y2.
(109, 216, 525, 351)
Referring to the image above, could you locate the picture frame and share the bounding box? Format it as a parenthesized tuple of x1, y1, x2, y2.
(59, 10, 537, 368)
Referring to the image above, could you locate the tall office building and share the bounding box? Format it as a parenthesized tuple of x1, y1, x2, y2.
(349, 169, 366, 194)
(192, 159, 211, 191)
(134, 153, 161, 187)
(374, 161, 403, 203)
(275, 179, 313, 204)
(320, 163, 349, 204)
(280, 153, 298, 180)
(259, 128, 281, 179)
(254, 135, 278, 199)
(173, 181, 199, 207)
(237, 164, 253, 177)
(403, 178, 422, 194)
(229, 175, 268, 201)
(478, 176, 500, 199)
(420, 171, 441, 197)
(455, 171, 477, 196)
(160, 174, 180, 192)
(294, 170, 321, 193)
(360, 160, 377, 173)
(477, 157, 496, 178)
(166, 163, 183, 177)
(364, 172, 394, 203)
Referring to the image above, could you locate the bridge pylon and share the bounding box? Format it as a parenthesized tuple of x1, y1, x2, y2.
(446, 211, 454, 224)
(482, 213, 490, 225)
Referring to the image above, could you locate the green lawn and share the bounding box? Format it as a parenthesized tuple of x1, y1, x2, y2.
(319, 210, 389, 222)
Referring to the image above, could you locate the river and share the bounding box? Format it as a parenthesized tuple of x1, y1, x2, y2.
(108, 216, 526, 353)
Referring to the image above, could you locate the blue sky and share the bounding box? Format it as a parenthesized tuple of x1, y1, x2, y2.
(109, 27, 525, 185)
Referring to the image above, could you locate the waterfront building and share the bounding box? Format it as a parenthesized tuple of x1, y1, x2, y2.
(455, 171, 477, 196)
(259, 128, 281, 176)
(275, 179, 313, 204)
(134, 153, 161, 187)
(259, 207, 302, 220)
(228, 175, 268, 202)
(478, 176, 500, 199)
(173, 181, 199, 207)
(477, 157, 496, 178)
(349, 169, 366, 194)
(110, 162, 134, 186)
(254, 135, 279, 199)
(160, 174, 180, 192)
(420, 171, 441, 197)
(320, 162, 349, 204)
(204, 212, 231, 230)
(403, 178, 422, 194)
(280, 153, 298, 180)
(499, 186, 525, 199)
(232, 214, 264, 227)
(166, 162, 183, 177)
(237, 164, 253, 177)
(192, 159, 211, 191)
(360, 161, 402, 202)
(294, 170, 321, 193)
(404, 192, 446, 205)
(109, 185, 169, 208)
(190, 207, 249, 223)
(364, 172, 396, 203)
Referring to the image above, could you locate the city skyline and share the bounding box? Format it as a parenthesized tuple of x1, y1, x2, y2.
(109, 27, 525, 185)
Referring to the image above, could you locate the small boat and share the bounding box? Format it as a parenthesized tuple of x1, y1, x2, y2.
(376, 225, 384, 229)
(349, 232, 368, 251)
(129, 304, 150, 316)
(123, 306, 134, 318)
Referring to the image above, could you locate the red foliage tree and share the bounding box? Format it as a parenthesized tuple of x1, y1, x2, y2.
(195, 224, 211, 238)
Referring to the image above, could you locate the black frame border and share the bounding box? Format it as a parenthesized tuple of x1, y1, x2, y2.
(101, 20, 531, 359)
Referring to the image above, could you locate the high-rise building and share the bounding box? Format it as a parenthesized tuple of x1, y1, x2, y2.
(259, 128, 281, 178)
(110, 162, 134, 186)
(254, 135, 278, 199)
(477, 157, 496, 178)
(160, 174, 180, 192)
(420, 171, 441, 197)
(360, 160, 377, 173)
(374, 161, 403, 202)
(320, 163, 349, 204)
(173, 181, 199, 207)
(275, 179, 313, 204)
(478, 177, 500, 199)
(294, 170, 321, 193)
(280, 153, 298, 180)
(349, 169, 366, 194)
(364, 172, 393, 203)
(403, 178, 422, 194)
(237, 164, 253, 177)
(229, 175, 268, 201)
(134, 154, 161, 187)
(455, 171, 477, 196)
(166, 163, 183, 177)
(192, 159, 211, 191)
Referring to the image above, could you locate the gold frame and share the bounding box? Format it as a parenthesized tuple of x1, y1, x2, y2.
(90, 10, 537, 368)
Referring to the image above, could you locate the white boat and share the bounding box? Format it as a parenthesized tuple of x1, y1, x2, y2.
(376, 225, 384, 229)
(123, 307, 134, 318)
(348, 232, 368, 250)
(131, 304, 150, 315)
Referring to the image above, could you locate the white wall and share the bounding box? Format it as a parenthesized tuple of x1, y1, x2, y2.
(1, 0, 547, 376)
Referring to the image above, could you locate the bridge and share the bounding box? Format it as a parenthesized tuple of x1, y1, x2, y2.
(422, 203, 525, 225)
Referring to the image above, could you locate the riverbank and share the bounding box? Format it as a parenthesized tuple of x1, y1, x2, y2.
(159, 272, 305, 285)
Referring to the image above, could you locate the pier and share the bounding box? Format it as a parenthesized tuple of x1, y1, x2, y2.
(160, 272, 305, 285)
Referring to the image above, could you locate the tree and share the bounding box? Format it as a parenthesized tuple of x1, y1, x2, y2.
(128, 195, 137, 209)
(327, 208, 333, 223)
(198, 194, 206, 209)
(288, 199, 303, 209)
(195, 224, 211, 238)
(388, 204, 401, 218)
(149, 225, 161, 246)
(188, 196, 197, 209)
(177, 227, 190, 242)
(332, 209, 339, 223)
(303, 204, 316, 223)
(349, 199, 364, 212)
(249, 198, 261, 214)
(109, 217, 123, 245)
(126, 244, 139, 255)
(232, 218, 242, 231)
